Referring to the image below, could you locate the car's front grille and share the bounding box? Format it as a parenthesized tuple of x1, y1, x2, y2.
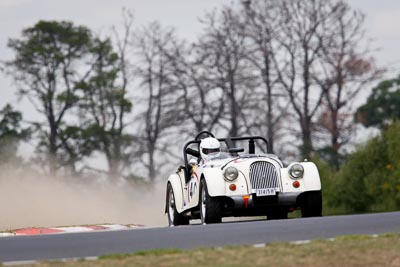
(249, 161, 281, 191)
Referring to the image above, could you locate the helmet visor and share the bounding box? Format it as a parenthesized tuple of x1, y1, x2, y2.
(202, 148, 220, 155)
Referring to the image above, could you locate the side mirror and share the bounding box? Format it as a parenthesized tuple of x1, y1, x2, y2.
(189, 158, 198, 166)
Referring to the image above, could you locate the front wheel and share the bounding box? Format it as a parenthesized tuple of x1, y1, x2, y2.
(301, 191, 322, 217)
(167, 183, 189, 226)
(200, 179, 222, 224)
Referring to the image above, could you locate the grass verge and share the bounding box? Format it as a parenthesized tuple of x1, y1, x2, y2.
(5, 233, 400, 267)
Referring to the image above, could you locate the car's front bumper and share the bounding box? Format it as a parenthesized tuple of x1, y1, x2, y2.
(230, 192, 300, 207)
(221, 192, 302, 216)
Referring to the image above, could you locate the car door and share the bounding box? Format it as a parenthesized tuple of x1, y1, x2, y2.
(184, 165, 201, 210)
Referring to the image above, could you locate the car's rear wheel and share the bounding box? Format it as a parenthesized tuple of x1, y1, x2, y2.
(301, 191, 322, 217)
(200, 179, 222, 224)
(167, 184, 189, 226)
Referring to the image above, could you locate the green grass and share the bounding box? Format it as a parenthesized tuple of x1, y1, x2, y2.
(100, 248, 184, 260)
(7, 233, 400, 267)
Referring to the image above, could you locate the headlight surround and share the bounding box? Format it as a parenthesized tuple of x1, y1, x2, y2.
(223, 166, 239, 181)
(289, 163, 304, 179)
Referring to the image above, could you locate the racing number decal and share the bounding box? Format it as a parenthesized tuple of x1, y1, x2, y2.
(187, 172, 199, 203)
(189, 182, 197, 199)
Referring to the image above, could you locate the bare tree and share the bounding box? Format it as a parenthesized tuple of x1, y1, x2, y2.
(133, 22, 182, 181)
(241, 0, 289, 153)
(197, 6, 256, 137)
(276, 0, 343, 158)
(163, 39, 226, 134)
(315, 1, 382, 168)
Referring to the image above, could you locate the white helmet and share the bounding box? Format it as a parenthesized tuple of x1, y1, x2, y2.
(200, 137, 221, 161)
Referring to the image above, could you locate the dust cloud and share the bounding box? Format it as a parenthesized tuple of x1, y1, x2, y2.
(0, 169, 168, 231)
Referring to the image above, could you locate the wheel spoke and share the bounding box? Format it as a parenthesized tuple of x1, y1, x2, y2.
(201, 187, 206, 224)
(168, 190, 175, 225)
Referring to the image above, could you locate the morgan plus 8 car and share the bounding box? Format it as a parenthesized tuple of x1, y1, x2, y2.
(165, 131, 322, 226)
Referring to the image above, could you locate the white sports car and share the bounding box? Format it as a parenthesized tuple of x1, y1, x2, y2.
(165, 131, 322, 226)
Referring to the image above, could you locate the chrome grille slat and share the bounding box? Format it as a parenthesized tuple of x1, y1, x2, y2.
(249, 161, 280, 191)
(260, 163, 264, 188)
(266, 165, 271, 187)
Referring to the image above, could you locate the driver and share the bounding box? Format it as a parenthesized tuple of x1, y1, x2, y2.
(200, 137, 221, 162)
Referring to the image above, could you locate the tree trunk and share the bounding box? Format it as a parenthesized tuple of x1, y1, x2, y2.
(148, 149, 156, 181)
(265, 58, 274, 153)
(301, 118, 313, 159)
(48, 115, 58, 176)
(108, 158, 120, 180)
(228, 70, 238, 137)
(330, 110, 340, 170)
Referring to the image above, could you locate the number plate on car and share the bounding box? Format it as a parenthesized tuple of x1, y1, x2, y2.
(256, 188, 279, 196)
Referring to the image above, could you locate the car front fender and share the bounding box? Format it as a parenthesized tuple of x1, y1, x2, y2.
(166, 173, 185, 214)
(202, 168, 249, 197)
(280, 162, 321, 192)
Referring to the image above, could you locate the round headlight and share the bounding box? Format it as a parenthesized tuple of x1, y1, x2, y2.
(289, 163, 304, 179)
(223, 166, 239, 181)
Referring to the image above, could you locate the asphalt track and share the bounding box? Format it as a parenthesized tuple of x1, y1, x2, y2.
(1, 212, 400, 263)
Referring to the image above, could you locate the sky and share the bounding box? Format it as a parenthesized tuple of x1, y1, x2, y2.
(1, 0, 400, 119)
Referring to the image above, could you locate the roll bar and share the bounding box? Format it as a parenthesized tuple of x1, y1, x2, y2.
(182, 135, 270, 183)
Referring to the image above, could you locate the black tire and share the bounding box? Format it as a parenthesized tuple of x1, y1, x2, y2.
(267, 208, 288, 220)
(301, 191, 322, 218)
(200, 179, 222, 224)
(167, 183, 189, 226)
